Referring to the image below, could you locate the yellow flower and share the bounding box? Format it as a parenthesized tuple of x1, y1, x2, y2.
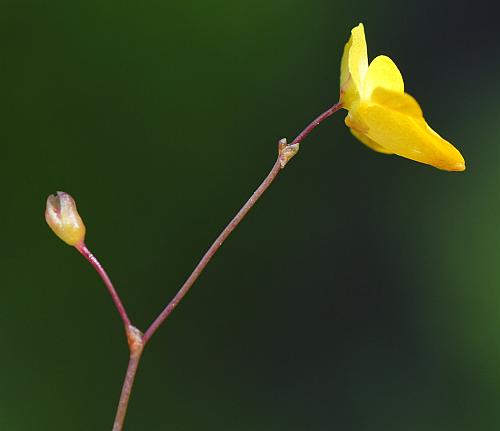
(340, 23, 465, 171)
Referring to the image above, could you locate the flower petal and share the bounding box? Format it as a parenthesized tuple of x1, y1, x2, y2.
(363, 55, 404, 98)
(370, 87, 422, 118)
(348, 24, 368, 88)
(340, 34, 353, 89)
(356, 94, 465, 171)
(350, 128, 393, 154)
(340, 23, 368, 108)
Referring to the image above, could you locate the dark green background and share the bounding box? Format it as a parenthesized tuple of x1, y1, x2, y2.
(1, 1, 499, 429)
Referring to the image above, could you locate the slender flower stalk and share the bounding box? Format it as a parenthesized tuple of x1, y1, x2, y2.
(142, 101, 343, 345)
(45, 101, 343, 431)
(112, 325, 144, 431)
(112, 352, 142, 431)
(143, 157, 281, 345)
(114, 101, 343, 430)
(75, 244, 139, 428)
(288, 102, 344, 148)
(77, 243, 132, 330)
(75, 241, 143, 429)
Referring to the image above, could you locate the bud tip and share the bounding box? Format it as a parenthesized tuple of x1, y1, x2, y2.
(45, 191, 86, 246)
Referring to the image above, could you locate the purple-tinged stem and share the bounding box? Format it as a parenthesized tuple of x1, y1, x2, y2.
(112, 353, 141, 431)
(77, 243, 143, 431)
(84, 101, 343, 430)
(142, 101, 343, 345)
(288, 102, 343, 147)
(77, 243, 132, 329)
(112, 326, 144, 431)
(143, 157, 281, 344)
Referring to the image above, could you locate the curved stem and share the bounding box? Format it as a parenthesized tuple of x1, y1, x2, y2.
(143, 101, 343, 345)
(77, 243, 132, 329)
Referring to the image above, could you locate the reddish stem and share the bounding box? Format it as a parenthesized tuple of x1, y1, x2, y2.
(112, 351, 141, 431)
(289, 102, 343, 147)
(77, 243, 132, 329)
(142, 101, 343, 345)
(143, 157, 282, 344)
(70, 101, 342, 431)
(112, 326, 144, 431)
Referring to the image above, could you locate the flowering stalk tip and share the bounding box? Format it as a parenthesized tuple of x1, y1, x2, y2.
(340, 23, 465, 171)
(45, 191, 86, 247)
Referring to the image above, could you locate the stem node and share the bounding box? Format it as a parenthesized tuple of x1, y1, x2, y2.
(126, 325, 144, 356)
(278, 138, 300, 168)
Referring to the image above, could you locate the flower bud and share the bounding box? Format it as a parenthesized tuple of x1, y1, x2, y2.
(45, 191, 86, 246)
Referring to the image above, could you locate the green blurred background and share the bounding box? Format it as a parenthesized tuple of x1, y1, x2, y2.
(1, 0, 498, 429)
